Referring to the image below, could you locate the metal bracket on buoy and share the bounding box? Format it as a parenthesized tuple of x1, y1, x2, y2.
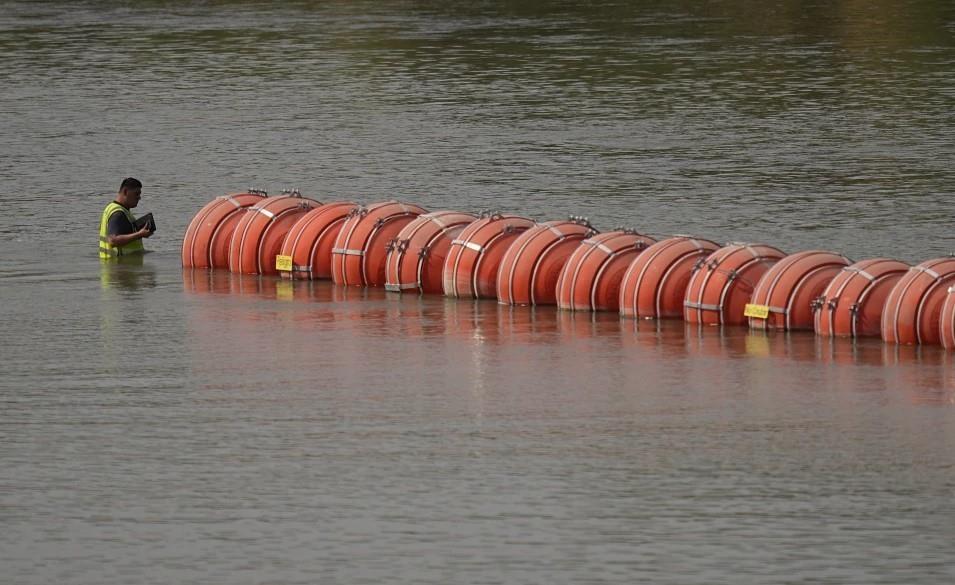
(282, 188, 302, 198)
(417, 247, 430, 259)
(247, 187, 268, 196)
(568, 215, 593, 229)
(346, 206, 366, 219)
(810, 296, 825, 311)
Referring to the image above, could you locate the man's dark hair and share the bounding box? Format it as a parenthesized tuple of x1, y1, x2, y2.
(120, 177, 142, 191)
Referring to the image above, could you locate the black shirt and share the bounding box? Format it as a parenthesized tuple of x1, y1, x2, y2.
(106, 203, 135, 237)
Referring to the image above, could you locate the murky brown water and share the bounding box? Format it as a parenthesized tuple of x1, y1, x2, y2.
(2, 1, 955, 583)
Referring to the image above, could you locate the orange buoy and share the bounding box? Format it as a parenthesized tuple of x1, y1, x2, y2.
(814, 258, 910, 338)
(618, 236, 720, 319)
(555, 230, 656, 312)
(684, 243, 786, 326)
(276, 201, 358, 280)
(228, 192, 322, 275)
(939, 288, 955, 349)
(181, 189, 268, 268)
(331, 200, 428, 287)
(746, 250, 852, 331)
(442, 212, 536, 299)
(497, 217, 597, 306)
(881, 258, 955, 345)
(384, 211, 477, 294)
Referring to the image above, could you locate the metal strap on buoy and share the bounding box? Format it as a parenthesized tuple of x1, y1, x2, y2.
(914, 265, 941, 280)
(450, 239, 483, 253)
(384, 282, 420, 291)
(683, 301, 722, 311)
(332, 247, 365, 256)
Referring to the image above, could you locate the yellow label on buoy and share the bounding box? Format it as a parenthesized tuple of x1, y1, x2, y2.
(275, 255, 293, 272)
(743, 303, 770, 319)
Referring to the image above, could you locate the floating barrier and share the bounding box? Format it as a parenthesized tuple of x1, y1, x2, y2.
(497, 217, 597, 306)
(331, 200, 427, 287)
(384, 211, 478, 294)
(181, 190, 267, 268)
(555, 230, 656, 312)
(276, 202, 358, 280)
(746, 250, 851, 331)
(228, 192, 322, 275)
(814, 259, 910, 338)
(442, 212, 535, 299)
(939, 288, 955, 349)
(182, 189, 955, 351)
(881, 258, 955, 345)
(618, 236, 720, 319)
(684, 243, 785, 326)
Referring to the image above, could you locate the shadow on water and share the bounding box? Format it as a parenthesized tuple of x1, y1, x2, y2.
(99, 256, 157, 292)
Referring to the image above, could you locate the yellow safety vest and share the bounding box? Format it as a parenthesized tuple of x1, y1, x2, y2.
(99, 201, 145, 259)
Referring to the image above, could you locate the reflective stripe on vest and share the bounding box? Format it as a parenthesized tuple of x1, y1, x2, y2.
(99, 201, 145, 258)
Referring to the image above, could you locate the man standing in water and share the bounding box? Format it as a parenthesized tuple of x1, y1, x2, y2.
(98, 177, 154, 259)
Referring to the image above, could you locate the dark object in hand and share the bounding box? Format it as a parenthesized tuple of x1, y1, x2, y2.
(134, 213, 156, 232)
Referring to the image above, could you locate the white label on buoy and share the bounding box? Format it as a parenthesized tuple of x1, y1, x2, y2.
(744, 304, 770, 319)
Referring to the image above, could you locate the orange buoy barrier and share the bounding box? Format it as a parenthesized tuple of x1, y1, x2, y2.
(684, 243, 786, 326)
(881, 258, 955, 345)
(746, 250, 851, 331)
(442, 212, 536, 299)
(939, 288, 955, 349)
(276, 201, 358, 280)
(497, 217, 597, 306)
(228, 192, 322, 275)
(331, 200, 428, 287)
(181, 190, 268, 268)
(384, 211, 478, 294)
(555, 230, 656, 312)
(618, 236, 720, 319)
(814, 258, 910, 338)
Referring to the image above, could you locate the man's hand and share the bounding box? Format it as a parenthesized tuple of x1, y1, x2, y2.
(139, 226, 154, 239)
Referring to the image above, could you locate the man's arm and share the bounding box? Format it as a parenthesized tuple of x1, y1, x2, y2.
(106, 227, 152, 246)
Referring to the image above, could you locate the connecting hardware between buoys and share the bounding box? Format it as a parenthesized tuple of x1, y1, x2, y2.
(881, 258, 955, 345)
(229, 191, 322, 275)
(555, 230, 656, 312)
(684, 243, 786, 326)
(276, 202, 358, 280)
(497, 217, 597, 306)
(384, 211, 477, 295)
(442, 212, 535, 299)
(746, 250, 851, 331)
(181, 190, 267, 268)
(331, 200, 428, 287)
(618, 236, 720, 319)
(814, 258, 910, 338)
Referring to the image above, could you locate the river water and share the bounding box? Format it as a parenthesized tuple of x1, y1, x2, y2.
(1, 1, 954, 583)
